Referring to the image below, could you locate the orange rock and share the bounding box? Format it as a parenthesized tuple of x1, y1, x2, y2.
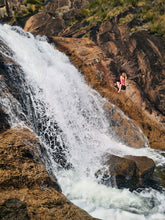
(0, 127, 98, 220)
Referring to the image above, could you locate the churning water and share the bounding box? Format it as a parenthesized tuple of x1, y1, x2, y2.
(0, 24, 165, 220)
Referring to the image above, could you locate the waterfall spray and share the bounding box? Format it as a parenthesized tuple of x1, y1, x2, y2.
(0, 24, 165, 220)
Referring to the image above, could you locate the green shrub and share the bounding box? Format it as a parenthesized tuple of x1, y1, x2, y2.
(150, 15, 165, 37)
(28, 6, 33, 13)
(119, 13, 134, 25)
(111, 0, 124, 7)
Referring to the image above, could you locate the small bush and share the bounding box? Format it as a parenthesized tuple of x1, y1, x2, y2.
(28, 6, 33, 13)
(150, 15, 165, 37)
(119, 13, 134, 25)
(111, 0, 124, 7)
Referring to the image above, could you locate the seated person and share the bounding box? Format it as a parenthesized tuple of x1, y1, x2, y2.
(116, 72, 127, 93)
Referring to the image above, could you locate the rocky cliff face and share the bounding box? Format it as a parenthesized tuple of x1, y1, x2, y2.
(24, 0, 165, 150)
(93, 21, 165, 118)
(49, 34, 165, 150)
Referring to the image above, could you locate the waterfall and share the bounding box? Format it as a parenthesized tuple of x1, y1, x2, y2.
(0, 24, 165, 220)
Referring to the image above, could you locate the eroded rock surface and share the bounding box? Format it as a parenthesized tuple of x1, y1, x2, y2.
(103, 102, 148, 148)
(0, 128, 97, 220)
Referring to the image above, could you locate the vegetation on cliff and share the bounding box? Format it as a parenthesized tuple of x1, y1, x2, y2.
(0, 0, 44, 26)
(2, 0, 165, 37)
(14, 0, 44, 25)
(72, 0, 165, 38)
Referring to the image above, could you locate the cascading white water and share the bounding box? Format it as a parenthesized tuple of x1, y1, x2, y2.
(0, 24, 165, 220)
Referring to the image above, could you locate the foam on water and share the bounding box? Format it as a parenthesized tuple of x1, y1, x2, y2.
(0, 24, 165, 220)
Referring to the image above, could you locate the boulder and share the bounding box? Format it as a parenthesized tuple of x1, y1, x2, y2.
(0, 127, 97, 220)
(95, 154, 160, 191)
(125, 155, 156, 187)
(95, 155, 138, 190)
(24, 12, 65, 36)
(103, 102, 148, 148)
(24, 0, 89, 36)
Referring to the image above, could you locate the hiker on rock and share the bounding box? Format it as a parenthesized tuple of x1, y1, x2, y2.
(116, 72, 127, 93)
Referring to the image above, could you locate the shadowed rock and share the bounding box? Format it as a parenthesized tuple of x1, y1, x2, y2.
(0, 199, 30, 220)
(125, 155, 158, 188)
(0, 108, 10, 133)
(95, 154, 161, 191)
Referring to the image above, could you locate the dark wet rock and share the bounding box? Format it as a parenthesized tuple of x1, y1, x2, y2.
(0, 199, 30, 220)
(0, 108, 10, 133)
(95, 154, 160, 191)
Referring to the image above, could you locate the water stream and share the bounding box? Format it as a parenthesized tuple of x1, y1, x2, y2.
(0, 24, 165, 220)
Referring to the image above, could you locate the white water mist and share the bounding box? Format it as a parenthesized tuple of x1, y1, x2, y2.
(0, 24, 165, 220)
